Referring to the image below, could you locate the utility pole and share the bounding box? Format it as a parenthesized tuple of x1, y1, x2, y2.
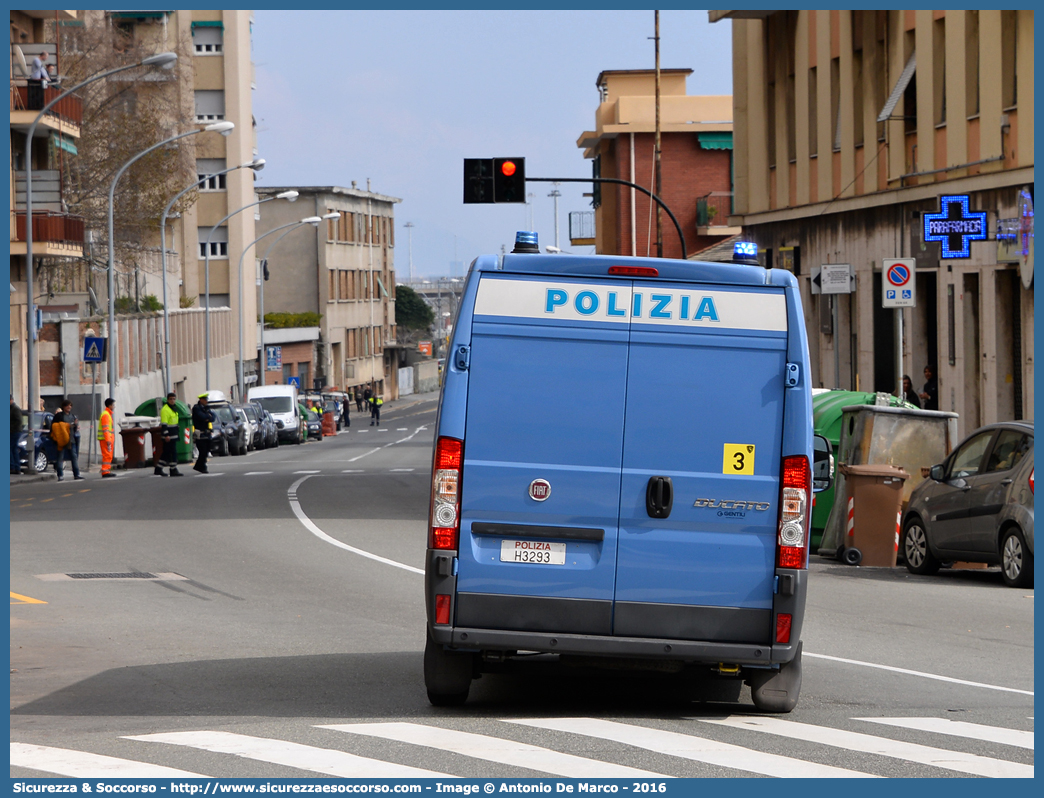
(549, 185, 561, 249)
(404, 221, 414, 283)
(654, 10, 663, 258)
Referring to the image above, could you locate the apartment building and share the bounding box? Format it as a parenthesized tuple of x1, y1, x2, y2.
(255, 185, 401, 399)
(713, 10, 1033, 435)
(9, 9, 83, 407)
(576, 69, 736, 259)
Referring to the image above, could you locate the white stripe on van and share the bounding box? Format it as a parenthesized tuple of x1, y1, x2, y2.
(474, 278, 787, 332)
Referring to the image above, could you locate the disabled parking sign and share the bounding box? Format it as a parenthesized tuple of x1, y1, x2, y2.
(882, 259, 916, 308)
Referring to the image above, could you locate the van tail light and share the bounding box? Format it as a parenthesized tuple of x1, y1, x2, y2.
(430, 437, 463, 550)
(435, 594, 452, 625)
(777, 455, 810, 569)
(1030, 469, 1034, 494)
(776, 613, 792, 643)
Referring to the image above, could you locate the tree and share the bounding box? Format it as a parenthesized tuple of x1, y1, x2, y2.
(394, 285, 435, 337)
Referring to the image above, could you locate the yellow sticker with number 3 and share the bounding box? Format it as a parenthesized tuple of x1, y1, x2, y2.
(723, 443, 755, 475)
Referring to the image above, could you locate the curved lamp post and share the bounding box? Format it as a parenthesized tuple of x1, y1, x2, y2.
(203, 190, 299, 389)
(106, 120, 234, 401)
(159, 157, 265, 393)
(21, 51, 177, 473)
(234, 213, 335, 397)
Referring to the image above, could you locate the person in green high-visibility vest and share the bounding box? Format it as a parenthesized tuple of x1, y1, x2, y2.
(368, 393, 383, 426)
(155, 392, 183, 477)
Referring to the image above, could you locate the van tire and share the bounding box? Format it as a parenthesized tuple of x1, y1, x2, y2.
(424, 630, 473, 706)
(749, 642, 802, 713)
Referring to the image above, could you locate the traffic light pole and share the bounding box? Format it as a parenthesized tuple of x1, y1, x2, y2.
(525, 177, 687, 260)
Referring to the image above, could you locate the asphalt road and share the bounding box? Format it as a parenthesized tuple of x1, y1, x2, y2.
(10, 394, 1034, 779)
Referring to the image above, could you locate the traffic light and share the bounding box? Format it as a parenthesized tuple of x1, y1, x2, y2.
(463, 158, 526, 203)
(494, 158, 525, 203)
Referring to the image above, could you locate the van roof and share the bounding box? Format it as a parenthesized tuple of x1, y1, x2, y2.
(248, 385, 297, 396)
(484, 252, 773, 286)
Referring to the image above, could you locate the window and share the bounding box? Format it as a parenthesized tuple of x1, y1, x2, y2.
(339, 270, 348, 299)
(948, 432, 993, 479)
(327, 210, 338, 241)
(192, 25, 223, 55)
(329, 269, 336, 300)
(933, 18, 946, 125)
(197, 158, 226, 191)
(808, 67, 818, 156)
(966, 11, 979, 116)
(985, 432, 1031, 473)
(298, 362, 310, 387)
(198, 226, 228, 259)
(194, 90, 225, 122)
(282, 363, 292, 384)
(831, 57, 841, 151)
(1001, 10, 1016, 107)
(341, 211, 353, 242)
(853, 50, 864, 146)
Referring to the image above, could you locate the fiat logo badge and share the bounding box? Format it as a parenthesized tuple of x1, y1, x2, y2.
(528, 479, 551, 501)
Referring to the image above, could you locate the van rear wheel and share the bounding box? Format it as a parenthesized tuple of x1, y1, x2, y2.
(749, 641, 802, 713)
(424, 629, 473, 706)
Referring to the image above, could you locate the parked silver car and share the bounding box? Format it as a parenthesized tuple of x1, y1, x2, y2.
(902, 421, 1034, 587)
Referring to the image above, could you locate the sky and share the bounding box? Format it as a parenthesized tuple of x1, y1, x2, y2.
(251, 10, 732, 279)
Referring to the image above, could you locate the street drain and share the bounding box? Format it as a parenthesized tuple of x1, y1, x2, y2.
(68, 572, 156, 580)
(35, 572, 188, 582)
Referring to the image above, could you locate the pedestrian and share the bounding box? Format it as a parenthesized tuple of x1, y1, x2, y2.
(11, 396, 24, 475)
(901, 375, 921, 409)
(98, 398, 117, 478)
(192, 392, 216, 474)
(363, 385, 372, 408)
(919, 364, 938, 411)
(355, 388, 364, 413)
(342, 396, 351, 428)
(369, 393, 383, 426)
(51, 399, 84, 481)
(156, 392, 183, 477)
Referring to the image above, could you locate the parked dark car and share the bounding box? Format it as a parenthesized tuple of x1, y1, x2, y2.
(902, 421, 1034, 588)
(252, 402, 278, 449)
(209, 399, 248, 456)
(303, 406, 323, 441)
(18, 411, 57, 473)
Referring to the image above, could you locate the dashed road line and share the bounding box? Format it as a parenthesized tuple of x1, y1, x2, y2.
(293, 470, 321, 474)
(244, 471, 273, 476)
(389, 468, 415, 472)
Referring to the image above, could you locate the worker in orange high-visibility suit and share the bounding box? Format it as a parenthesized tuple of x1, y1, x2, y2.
(98, 397, 117, 478)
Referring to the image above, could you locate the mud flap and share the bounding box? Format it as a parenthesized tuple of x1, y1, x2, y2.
(749, 641, 802, 713)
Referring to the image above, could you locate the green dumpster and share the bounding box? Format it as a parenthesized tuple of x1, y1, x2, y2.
(811, 391, 914, 549)
(133, 398, 195, 463)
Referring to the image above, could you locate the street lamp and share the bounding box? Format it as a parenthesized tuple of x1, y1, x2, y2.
(404, 221, 414, 283)
(234, 213, 332, 397)
(21, 50, 177, 473)
(202, 189, 299, 389)
(159, 157, 265, 393)
(106, 120, 235, 401)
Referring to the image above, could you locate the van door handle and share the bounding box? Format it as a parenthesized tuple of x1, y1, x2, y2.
(646, 476, 673, 519)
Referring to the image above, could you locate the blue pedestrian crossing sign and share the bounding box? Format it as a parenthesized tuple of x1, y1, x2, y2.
(83, 337, 107, 363)
(287, 376, 300, 388)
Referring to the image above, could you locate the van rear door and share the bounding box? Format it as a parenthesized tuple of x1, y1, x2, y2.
(454, 274, 632, 636)
(613, 282, 789, 644)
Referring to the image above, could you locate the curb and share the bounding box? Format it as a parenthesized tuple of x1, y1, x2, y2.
(9, 472, 57, 486)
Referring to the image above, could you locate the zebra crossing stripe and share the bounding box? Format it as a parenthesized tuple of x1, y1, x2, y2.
(504, 718, 872, 778)
(321, 722, 667, 778)
(856, 718, 1034, 750)
(699, 716, 1033, 778)
(124, 731, 452, 779)
(10, 742, 206, 778)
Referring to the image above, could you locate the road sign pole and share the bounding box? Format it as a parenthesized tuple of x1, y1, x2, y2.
(89, 363, 97, 468)
(834, 296, 841, 390)
(895, 308, 904, 399)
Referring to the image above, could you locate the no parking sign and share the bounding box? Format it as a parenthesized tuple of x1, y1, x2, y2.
(882, 258, 916, 308)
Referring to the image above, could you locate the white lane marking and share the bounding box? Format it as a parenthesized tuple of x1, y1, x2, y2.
(125, 731, 450, 779)
(294, 470, 321, 474)
(857, 718, 1034, 750)
(347, 448, 381, 463)
(11, 742, 205, 778)
(288, 476, 423, 575)
(506, 718, 871, 778)
(245, 471, 273, 476)
(389, 468, 415, 472)
(699, 716, 1033, 778)
(805, 652, 1034, 696)
(342, 469, 365, 473)
(378, 429, 389, 432)
(321, 723, 667, 779)
(397, 428, 407, 431)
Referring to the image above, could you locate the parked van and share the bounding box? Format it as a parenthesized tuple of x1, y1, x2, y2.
(248, 384, 303, 444)
(424, 242, 829, 712)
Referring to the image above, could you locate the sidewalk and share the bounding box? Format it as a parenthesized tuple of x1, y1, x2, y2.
(10, 444, 100, 486)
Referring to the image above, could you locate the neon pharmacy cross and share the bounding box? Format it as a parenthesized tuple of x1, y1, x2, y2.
(923, 195, 987, 258)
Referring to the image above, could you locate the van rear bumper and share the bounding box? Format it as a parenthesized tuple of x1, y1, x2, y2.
(430, 626, 799, 665)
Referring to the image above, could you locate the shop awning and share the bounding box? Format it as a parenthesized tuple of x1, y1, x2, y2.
(50, 133, 77, 155)
(191, 20, 224, 29)
(698, 132, 733, 150)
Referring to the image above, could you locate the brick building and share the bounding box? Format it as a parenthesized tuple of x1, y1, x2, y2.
(576, 69, 737, 259)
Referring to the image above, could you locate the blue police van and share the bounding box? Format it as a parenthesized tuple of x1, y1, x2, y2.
(424, 235, 829, 712)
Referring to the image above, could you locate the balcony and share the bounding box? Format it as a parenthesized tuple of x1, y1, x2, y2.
(11, 211, 85, 257)
(10, 84, 83, 134)
(696, 192, 741, 236)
